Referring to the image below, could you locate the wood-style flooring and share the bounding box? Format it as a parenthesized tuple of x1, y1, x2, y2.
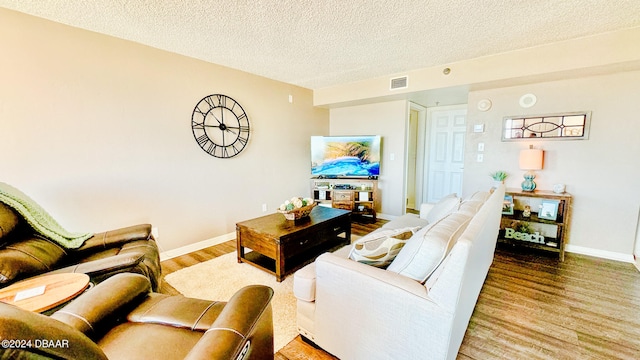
(160, 219, 640, 360)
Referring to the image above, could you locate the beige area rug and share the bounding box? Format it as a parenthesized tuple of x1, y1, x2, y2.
(164, 251, 298, 352)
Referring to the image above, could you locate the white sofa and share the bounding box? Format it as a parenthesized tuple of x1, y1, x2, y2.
(293, 185, 505, 360)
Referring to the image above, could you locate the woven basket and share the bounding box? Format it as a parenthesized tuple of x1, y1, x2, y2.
(277, 202, 317, 220)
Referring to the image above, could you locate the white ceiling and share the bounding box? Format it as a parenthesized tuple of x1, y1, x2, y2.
(2, 1, 640, 90)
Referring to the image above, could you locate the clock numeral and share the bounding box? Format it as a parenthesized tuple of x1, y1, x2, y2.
(192, 120, 205, 130)
(222, 146, 229, 158)
(238, 125, 250, 133)
(204, 96, 217, 110)
(216, 95, 226, 107)
(237, 113, 247, 121)
(196, 134, 209, 146)
(206, 142, 217, 155)
(238, 136, 248, 146)
(194, 106, 208, 117)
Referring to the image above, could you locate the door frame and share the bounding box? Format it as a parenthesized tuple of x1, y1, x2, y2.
(404, 102, 427, 214)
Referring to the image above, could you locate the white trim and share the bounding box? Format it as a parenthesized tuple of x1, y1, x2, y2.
(160, 232, 236, 261)
(565, 244, 634, 263)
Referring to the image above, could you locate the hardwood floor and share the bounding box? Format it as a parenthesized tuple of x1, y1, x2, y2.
(160, 220, 640, 359)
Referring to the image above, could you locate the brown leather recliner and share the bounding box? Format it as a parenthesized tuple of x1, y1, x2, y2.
(0, 273, 275, 359)
(0, 202, 161, 291)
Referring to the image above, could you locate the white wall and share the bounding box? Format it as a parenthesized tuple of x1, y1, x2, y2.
(329, 100, 408, 217)
(0, 9, 329, 252)
(464, 71, 640, 258)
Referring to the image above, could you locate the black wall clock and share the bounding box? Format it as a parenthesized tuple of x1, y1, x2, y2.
(191, 94, 250, 158)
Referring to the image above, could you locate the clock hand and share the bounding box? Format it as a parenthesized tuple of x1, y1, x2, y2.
(210, 111, 222, 125)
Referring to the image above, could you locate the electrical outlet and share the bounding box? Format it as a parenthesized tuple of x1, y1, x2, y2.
(262, 204, 267, 212)
(477, 154, 484, 162)
(478, 143, 485, 152)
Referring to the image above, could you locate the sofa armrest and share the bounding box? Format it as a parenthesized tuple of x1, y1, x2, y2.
(48, 252, 146, 277)
(51, 273, 151, 338)
(0, 301, 108, 360)
(312, 253, 454, 360)
(185, 285, 274, 360)
(74, 224, 152, 252)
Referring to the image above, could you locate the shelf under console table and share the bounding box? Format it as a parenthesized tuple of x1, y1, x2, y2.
(310, 178, 379, 222)
(498, 188, 572, 261)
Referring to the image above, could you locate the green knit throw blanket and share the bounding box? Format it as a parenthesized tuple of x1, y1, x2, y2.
(0, 182, 93, 249)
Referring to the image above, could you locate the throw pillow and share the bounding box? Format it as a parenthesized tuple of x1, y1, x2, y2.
(387, 212, 472, 282)
(422, 193, 461, 223)
(349, 227, 420, 268)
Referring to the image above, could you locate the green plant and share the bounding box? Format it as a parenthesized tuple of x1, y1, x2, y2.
(490, 171, 508, 181)
(514, 221, 534, 234)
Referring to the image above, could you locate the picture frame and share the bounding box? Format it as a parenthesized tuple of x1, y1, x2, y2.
(502, 195, 514, 215)
(538, 199, 560, 221)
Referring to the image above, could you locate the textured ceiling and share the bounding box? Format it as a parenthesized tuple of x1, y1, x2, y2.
(2, 1, 640, 90)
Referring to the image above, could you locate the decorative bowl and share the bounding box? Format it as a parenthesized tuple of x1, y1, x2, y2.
(277, 202, 316, 220)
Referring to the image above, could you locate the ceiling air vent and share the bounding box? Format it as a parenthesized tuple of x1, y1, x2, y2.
(390, 76, 408, 90)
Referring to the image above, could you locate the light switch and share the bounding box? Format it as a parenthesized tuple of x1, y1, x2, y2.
(473, 124, 485, 133)
(478, 143, 485, 152)
(477, 154, 484, 162)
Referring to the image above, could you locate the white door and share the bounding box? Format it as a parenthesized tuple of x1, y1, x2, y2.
(426, 107, 466, 203)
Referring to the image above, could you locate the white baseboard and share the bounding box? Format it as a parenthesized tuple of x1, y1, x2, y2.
(565, 244, 634, 263)
(160, 232, 236, 261)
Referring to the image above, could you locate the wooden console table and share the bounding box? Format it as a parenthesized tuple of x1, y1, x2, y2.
(498, 188, 572, 261)
(0, 273, 90, 312)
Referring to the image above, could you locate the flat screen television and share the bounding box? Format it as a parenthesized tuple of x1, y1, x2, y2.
(311, 135, 381, 178)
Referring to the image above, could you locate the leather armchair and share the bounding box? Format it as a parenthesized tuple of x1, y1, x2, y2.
(0, 201, 161, 290)
(0, 273, 274, 360)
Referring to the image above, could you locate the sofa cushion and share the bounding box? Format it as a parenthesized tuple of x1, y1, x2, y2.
(0, 202, 20, 240)
(0, 237, 67, 285)
(381, 214, 429, 231)
(387, 212, 472, 282)
(464, 190, 490, 203)
(422, 193, 461, 223)
(457, 200, 485, 216)
(348, 227, 419, 268)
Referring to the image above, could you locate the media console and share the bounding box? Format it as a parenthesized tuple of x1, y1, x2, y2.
(310, 178, 379, 222)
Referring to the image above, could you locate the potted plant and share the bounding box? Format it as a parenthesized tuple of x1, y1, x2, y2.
(490, 171, 508, 184)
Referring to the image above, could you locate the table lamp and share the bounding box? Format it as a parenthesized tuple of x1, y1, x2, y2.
(519, 145, 543, 191)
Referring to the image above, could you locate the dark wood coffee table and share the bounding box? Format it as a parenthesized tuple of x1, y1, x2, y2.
(236, 206, 351, 282)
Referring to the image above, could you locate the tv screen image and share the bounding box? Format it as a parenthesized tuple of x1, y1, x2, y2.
(311, 135, 381, 178)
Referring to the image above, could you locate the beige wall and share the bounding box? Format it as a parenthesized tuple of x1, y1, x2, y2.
(464, 71, 640, 258)
(0, 9, 329, 252)
(330, 100, 408, 217)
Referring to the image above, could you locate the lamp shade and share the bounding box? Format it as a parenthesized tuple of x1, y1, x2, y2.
(519, 147, 543, 170)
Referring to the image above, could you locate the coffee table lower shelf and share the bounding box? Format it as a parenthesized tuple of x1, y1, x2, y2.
(240, 236, 348, 281)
